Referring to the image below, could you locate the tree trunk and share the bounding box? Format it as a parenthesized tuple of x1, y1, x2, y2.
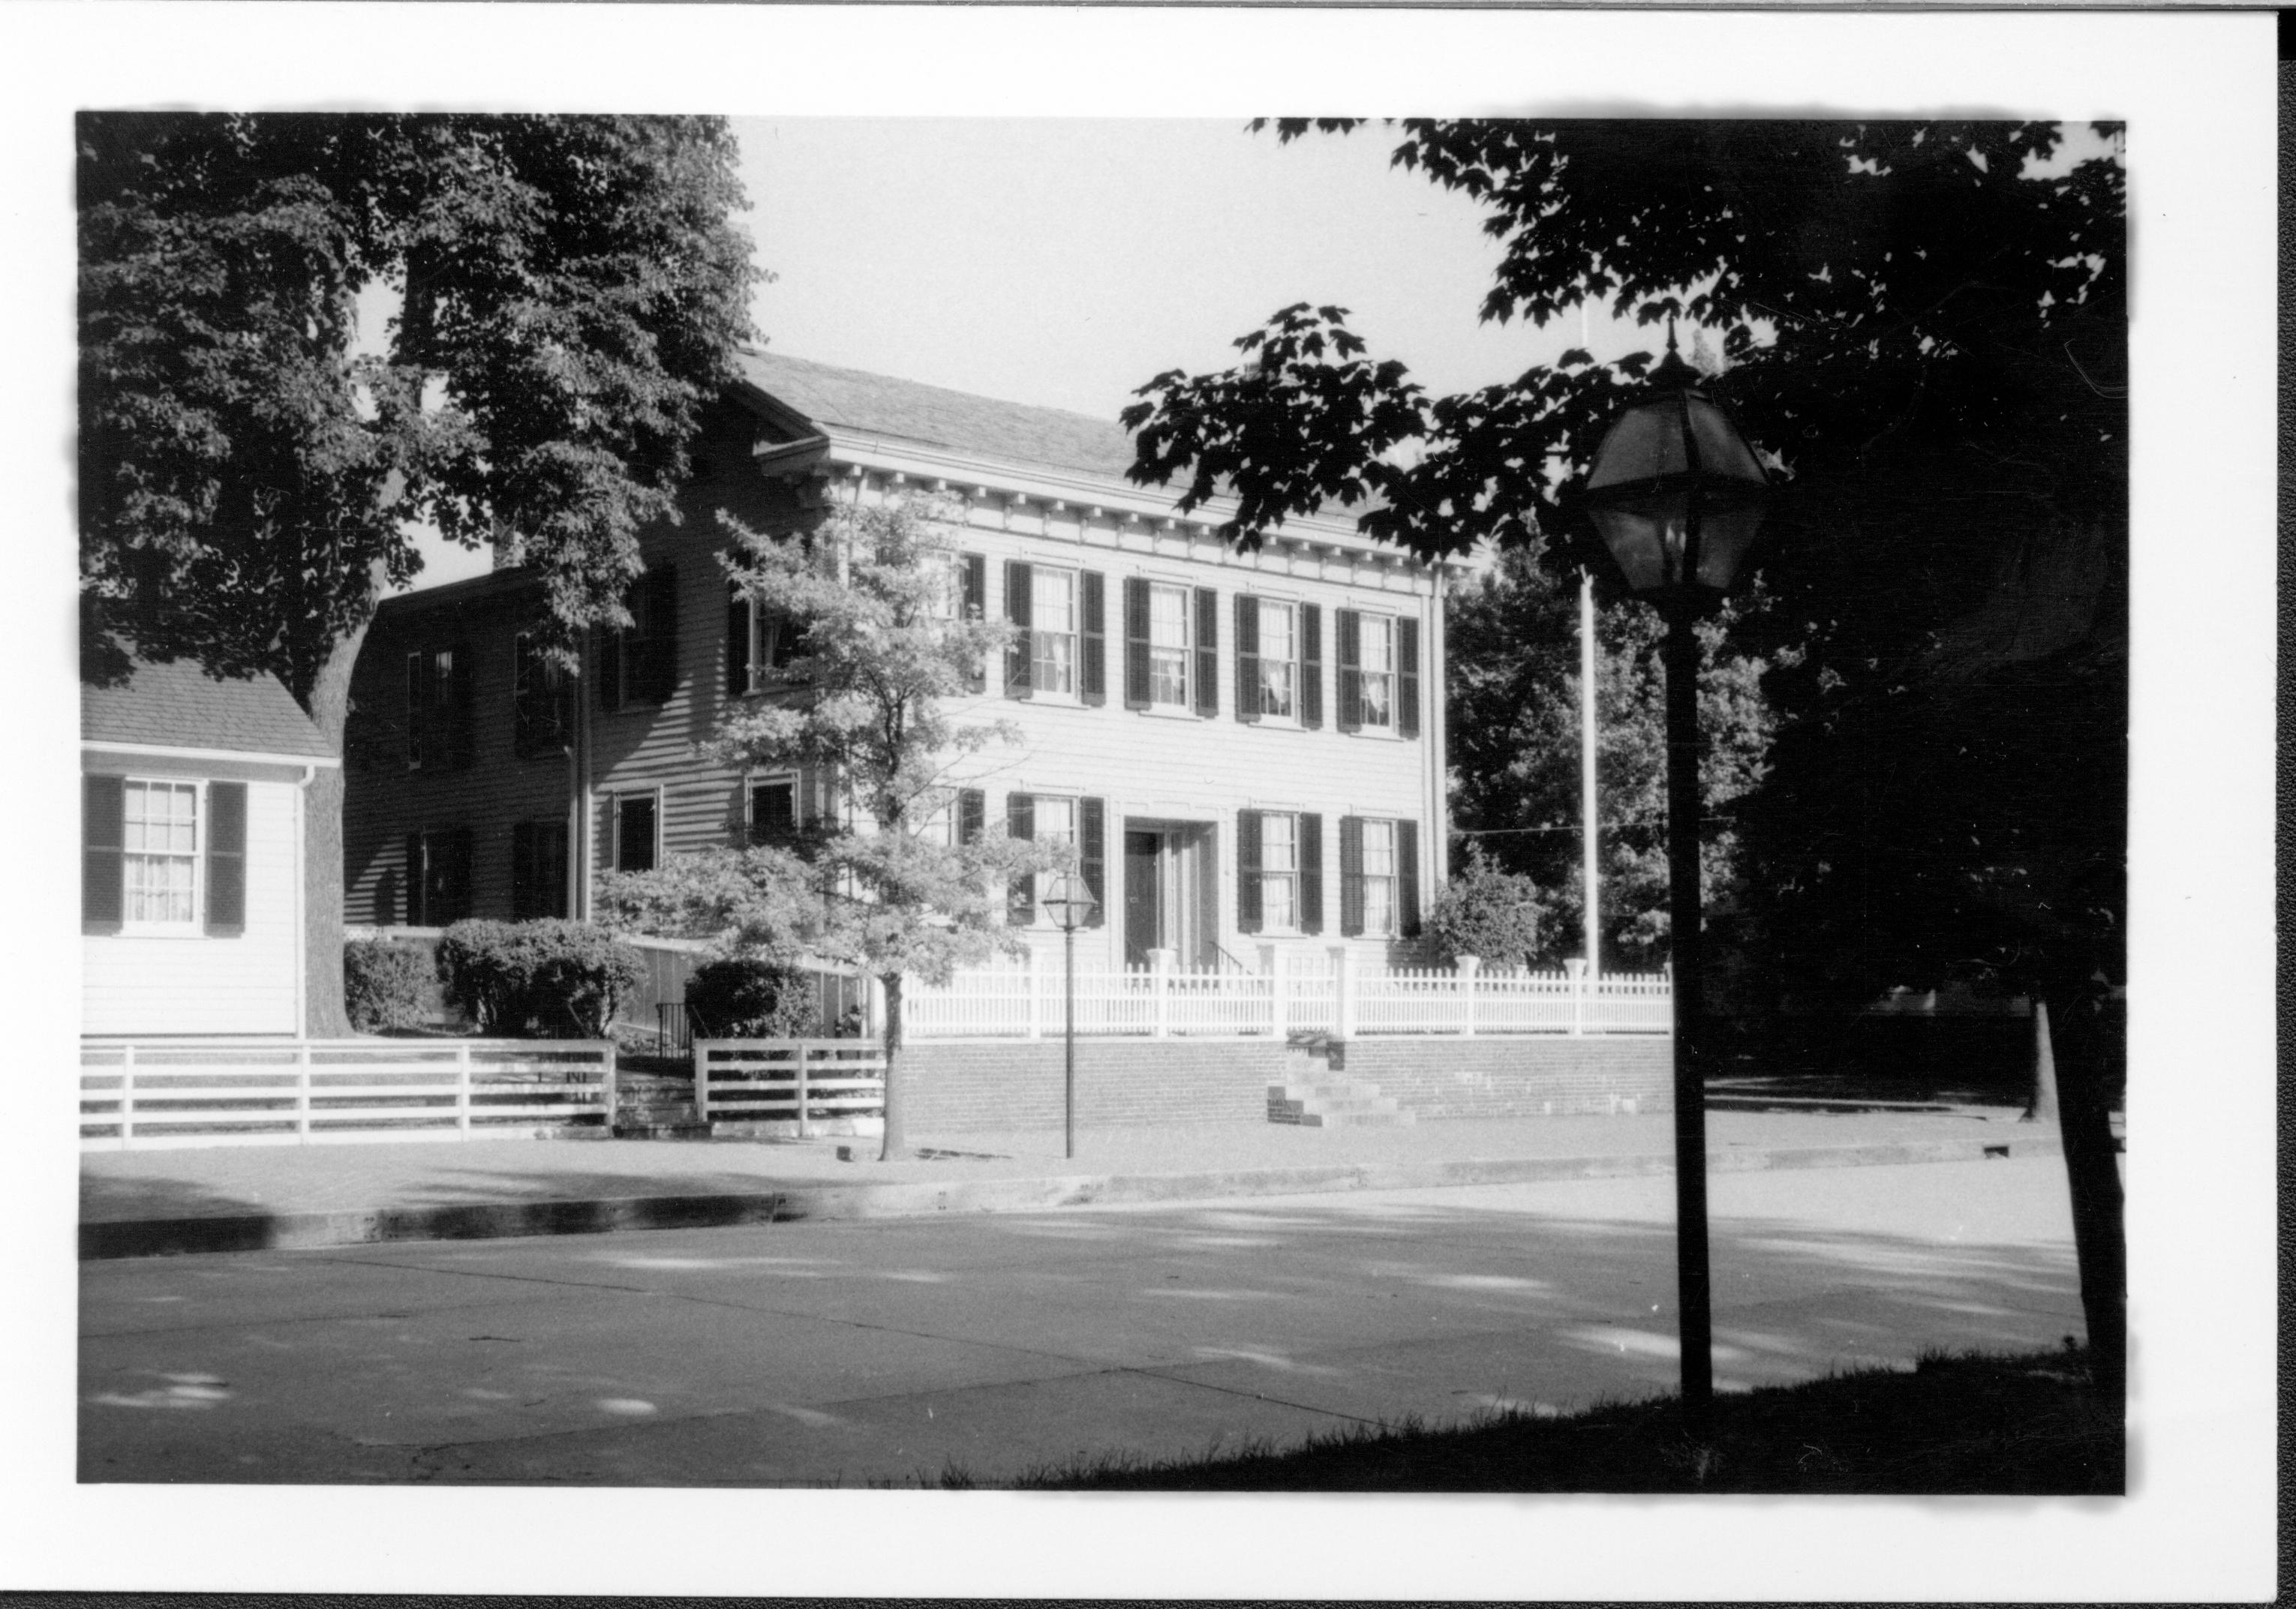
(296, 575, 384, 1040)
(2023, 996, 2060, 1124)
(2041, 989, 2126, 1400)
(876, 970, 906, 1161)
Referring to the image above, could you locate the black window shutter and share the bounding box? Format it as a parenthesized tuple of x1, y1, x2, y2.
(511, 821, 536, 920)
(1236, 809, 1263, 933)
(539, 821, 569, 918)
(1123, 576, 1152, 709)
(957, 788, 984, 845)
(404, 833, 426, 926)
(1336, 609, 1363, 732)
(642, 566, 679, 703)
(1339, 815, 1365, 937)
(447, 644, 475, 768)
(1298, 812, 1324, 935)
(1398, 818, 1421, 938)
(963, 554, 987, 692)
(1234, 593, 1261, 724)
(1193, 587, 1219, 717)
(596, 621, 624, 714)
(404, 652, 426, 768)
(1006, 792, 1035, 923)
(1004, 560, 1033, 698)
(1397, 616, 1421, 740)
(1300, 604, 1324, 729)
(726, 581, 750, 698)
(439, 827, 473, 924)
(82, 773, 124, 935)
(1080, 797, 1106, 926)
(203, 781, 247, 935)
(1079, 572, 1107, 706)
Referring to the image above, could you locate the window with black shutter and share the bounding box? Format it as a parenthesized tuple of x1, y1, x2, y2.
(602, 567, 678, 708)
(1004, 560, 1033, 698)
(957, 788, 984, 845)
(405, 646, 467, 768)
(1397, 617, 1421, 740)
(1336, 610, 1362, 732)
(431, 827, 474, 926)
(1300, 604, 1324, 728)
(749, 777, 799, 847)
(1192, 587, 1219, 717)
(1338, 815, 1365, 937)
(82, 773, 124, 935)
(1078, 797, 1106, 926)
(515, 632, 569, 757)
(962, 554, 987, 692)
(512, 818, 569, 919)
(1397, 818, 1421, 938)
(1005, 792, 1035, 923)
(204, 782, 247, 936)
(1298, 811, 1324, 934)
(1080, 572, 1107, 705)
(1123, 576, 1152, 709)
(1236, 808, 1263, 932)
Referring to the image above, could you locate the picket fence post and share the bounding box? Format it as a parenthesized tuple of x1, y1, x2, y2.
(119, 1042, 135, 1151)
(296, 1041, 313, 1144)
(1330, 947, 1357, 1041)
(1264, 946, 1287, 1040)
(795, 1043, 812, 1139)
(1026, 950, 1043, 1040)
(1458, 955, 1480, 1037)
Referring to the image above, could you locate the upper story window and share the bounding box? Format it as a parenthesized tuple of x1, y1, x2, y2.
(1257, 600, 1296, 719)
(601, 566, 678, 711)
(1357, 615, 1395, 731)
(405, 644, 473, 770)
(123, 779, 200, 928)
(513, 633, 570, 758)
(728, 587, 802, 698)
(1147, 584, 1191, 707)
(1031, 567, 1077, 696)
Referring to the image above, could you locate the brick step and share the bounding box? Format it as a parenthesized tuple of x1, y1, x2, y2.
(611, 1121, 714, 1139)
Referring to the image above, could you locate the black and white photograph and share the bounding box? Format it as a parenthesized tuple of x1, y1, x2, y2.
(6, 5, 2276, 1601)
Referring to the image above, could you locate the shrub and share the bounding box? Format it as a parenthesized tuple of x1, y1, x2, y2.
(434, 920, 645, 1038)
(683, 956, 822, 1039)
(1424, 845, 1550, 971)
(344, 938, 432, 1032)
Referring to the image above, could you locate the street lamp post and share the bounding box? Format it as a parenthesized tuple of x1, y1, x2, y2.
(1041, 871, 1100, 1161)
(1576, 328, 1772, 1440)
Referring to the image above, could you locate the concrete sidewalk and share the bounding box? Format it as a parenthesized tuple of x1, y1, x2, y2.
(80, 1102, 2062, 1259)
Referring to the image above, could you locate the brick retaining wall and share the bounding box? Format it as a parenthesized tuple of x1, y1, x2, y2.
(900, 1040, 1288, 1132)
(1342, 1037, 1673, 1119)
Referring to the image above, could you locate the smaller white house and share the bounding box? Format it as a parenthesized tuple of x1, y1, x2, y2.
(83, 656, 335, 1037)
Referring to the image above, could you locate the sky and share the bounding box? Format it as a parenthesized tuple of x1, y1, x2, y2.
(410, 118, 1643, 591)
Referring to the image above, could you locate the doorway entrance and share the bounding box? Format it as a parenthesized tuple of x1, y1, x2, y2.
(1123, 821, 1216, 968)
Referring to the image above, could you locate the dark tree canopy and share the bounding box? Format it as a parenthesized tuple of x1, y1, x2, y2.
(1122, 119, 2126, 1004)
(79, 112, 758, 703)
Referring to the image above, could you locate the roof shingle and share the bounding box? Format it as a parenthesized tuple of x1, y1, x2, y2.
(83, 656, 334, 760)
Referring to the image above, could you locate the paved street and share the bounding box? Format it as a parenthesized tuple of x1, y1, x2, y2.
(81, 1155, 2081, 1487)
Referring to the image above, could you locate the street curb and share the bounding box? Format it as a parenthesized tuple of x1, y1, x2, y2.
(78, 1133, 2063, 1261)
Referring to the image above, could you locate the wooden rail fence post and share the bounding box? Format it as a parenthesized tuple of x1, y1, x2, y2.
(119, 1042, 134, 1151)
(455, 1043, 473, 1139)
(796, 1043, 813, 1139)
(296, 1041, 313, 1144)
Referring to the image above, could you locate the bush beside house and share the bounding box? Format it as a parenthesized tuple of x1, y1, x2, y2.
(434, 920, 645, 1038)
(343, 938, 433, 1032)
(683, 956, 823, 1039)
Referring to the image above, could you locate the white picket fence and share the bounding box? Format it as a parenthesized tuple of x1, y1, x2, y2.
(80, 1038, 617, 1151)
(902, 955, 1672, 1040)
(693, 1039, 887, 1133)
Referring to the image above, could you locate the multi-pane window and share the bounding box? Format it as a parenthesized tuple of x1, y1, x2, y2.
(1147, 584, 1190, 707)
(123, 780, 199, 926)
(405, 645, 470, 770)
(1357, 617, 1396, 731)
(1258, 599, 1297, 719)
(1033, 794, 1077, 911)
(1032, 568, 1077, 695)
(1259, 811, 1298, 931)
(615, 794, 659, 873)
(513, 633, 569, 757)
(749, 776, 799, 845)
(1360, 818, 1398, 937)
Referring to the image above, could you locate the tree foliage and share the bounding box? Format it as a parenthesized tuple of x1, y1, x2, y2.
(79, 112, 758, 698)
(1419, 845, 1549, 971)
(1447, 544, 1782, 974)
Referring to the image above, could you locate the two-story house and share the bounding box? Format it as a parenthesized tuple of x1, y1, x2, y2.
(342, 350, 1453, 980)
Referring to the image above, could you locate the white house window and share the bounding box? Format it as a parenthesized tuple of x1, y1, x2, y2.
(1148, 583, 1191, 707)
(1032, 568, 1077, 695)
(1258, 599, 1297, 719)
(1357, 615, 1395, 731)
(615, 793, 660, 873)
(1260, 811, 1298, 931)
(1360, 818, 1397, 937)
(123, 780, 199, 927)
(1033, 794, 1077, 911)
(748, 776, 800, 846)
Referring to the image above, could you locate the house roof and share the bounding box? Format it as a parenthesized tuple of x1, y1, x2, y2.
(83, 656, 335, 761)
(735, 348, 1140, 482)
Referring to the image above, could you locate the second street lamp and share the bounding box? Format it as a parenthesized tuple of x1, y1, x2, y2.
(1041, 870, 1099, 1161)
(1576, 327, 1772, 1440)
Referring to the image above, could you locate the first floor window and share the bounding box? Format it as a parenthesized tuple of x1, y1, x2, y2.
(1006, 791, 1104, 926)
(404, 827, 473, 927)
(1032, 568, 1077, 695)
(84, 775, 246, 937)
(1339, 815, 1419, 940)
(1237, 808, 1321, 936)
(1259, 812, 1298, 930)
(511, 819, 569, 920)
(123, 779, 200, 926)
(1359, 818, 1397, 937)
(615, 794, 659, 873)
(749, 776, 799, 846)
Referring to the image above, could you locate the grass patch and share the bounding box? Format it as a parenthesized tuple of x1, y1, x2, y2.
(1000, 1345, 2120, 1493)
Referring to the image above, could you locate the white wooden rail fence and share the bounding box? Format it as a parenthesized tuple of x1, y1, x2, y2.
(693, 1040, 888, 1134)
(80, 1039, 616, 1151)
(902, 954, 1672, 1040)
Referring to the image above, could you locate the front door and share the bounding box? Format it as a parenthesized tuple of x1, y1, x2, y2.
(1124, 830, 1161, 966)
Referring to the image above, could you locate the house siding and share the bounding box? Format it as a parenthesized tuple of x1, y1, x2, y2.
(83, 768, 302, 1036)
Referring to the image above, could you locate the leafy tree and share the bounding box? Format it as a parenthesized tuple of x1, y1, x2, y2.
(78, 112, 757, 1034)
(1448, 542, 1782, 979)
(603, 494, 1050, 1159)
(1121, 119, 2125, 1387)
